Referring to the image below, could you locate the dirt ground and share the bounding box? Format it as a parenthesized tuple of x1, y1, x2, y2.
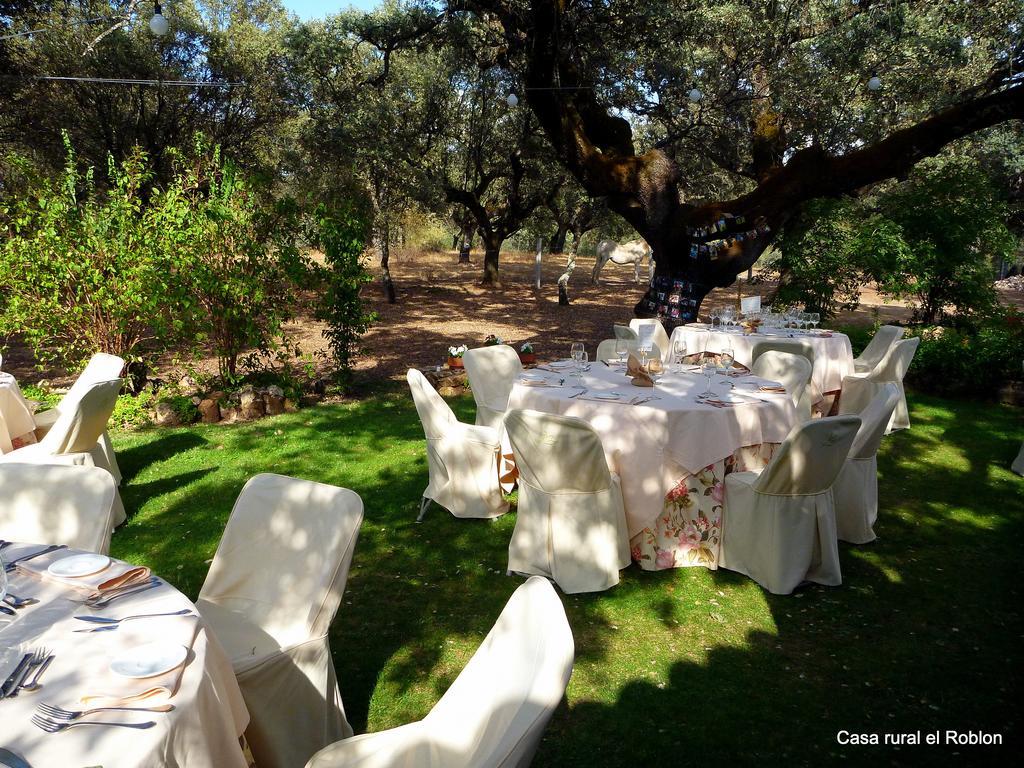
(3, 247, 1021, 388)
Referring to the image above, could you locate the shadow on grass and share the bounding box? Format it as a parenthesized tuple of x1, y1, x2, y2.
(107, 388, 1023, 765)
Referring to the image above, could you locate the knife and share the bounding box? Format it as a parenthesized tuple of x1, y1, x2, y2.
(0, 653, 32, 698)
(4, 544, 65, 572)
(0, 747, 33, 768)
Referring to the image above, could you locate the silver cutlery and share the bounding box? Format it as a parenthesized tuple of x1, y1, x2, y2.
(37, 702, 174, 720)
(3, 593, 37, 608)
(73, 609, 196, 632)
(17, 654, 54, 693)
(70, 576, 161, 605)
(0, 653, 33, 698)
(0, 747, 32, 768)
(5, 648, 47, 698)
(568, 390, 586, 398)
(0, 604, 14, 616)
(31, 714, 157, 732)
(86, 581, 162, 608)
(3, 545, 65, 572)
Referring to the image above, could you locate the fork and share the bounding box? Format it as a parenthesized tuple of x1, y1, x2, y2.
(7, 648, 49, 698)
(37, 702, 174, 720)
(31, 713, 156, 731)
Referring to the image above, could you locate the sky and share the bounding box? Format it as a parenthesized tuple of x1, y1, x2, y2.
(281, 1, 381, 20)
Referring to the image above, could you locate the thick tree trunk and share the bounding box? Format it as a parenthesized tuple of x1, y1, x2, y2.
(550, 222, 569, 254)
(481, 234, 502, 286)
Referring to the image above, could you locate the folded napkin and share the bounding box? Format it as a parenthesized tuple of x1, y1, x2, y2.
(79, 615, 199, 706)
(20, 552, 151, 597)
(625, 354, 654, 388)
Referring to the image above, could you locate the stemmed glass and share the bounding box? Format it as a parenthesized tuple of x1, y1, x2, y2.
(575, 351, 589, 387)
(809, 312, 820, 333)
(672, 338, 687, 373)
(615, 338, 628, 365)
(720, 344, 734, 375)
(722, 307, 735, 332)
(709, 307, 721, 329)
(700, 358, 717, 398)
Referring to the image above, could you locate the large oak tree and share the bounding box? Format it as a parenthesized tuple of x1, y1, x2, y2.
(452, 0, 1023, 322)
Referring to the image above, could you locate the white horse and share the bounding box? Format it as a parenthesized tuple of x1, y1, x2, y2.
(591, 239, 652, 284)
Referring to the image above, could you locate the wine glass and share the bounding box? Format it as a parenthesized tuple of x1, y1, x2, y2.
(615, 338, 628, 365)
(720, 344, 734, 374)
(672, 338, 687, 372)
(576, 351, 589, 387)
(570, 342, 584, 364)
(709, 307, 721, 329)
(809, 312, 820, 333)
(700, 358, 717, 398)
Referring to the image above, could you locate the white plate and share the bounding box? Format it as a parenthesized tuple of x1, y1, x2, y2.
(47, 554, 110, 578)
(591, 392, 622, 400)
(520, 373, 547, 382)
(110, 642, 188, 679)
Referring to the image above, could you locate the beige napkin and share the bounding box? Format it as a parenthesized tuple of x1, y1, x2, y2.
(20, 554, 151, 596)
(758, 385, 787, 393)
(625, 354, 654, 388)
(79, 615, 199, 706)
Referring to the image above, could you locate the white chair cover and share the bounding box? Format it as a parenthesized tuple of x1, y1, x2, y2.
(0, 378, 126, 525)
(1013, 443, 1024, 476)
(834, 383, 900, 544)
(462, 345, 523, 431)
(595, 338, 663, 363)
(720, 415, 861, 595)
(33, 353, 125, 484)
(751, 350, 814, 421)
(0, 464, 117, 553)
(629, 319, 672, 364)
(197, 473, 364, 768)
(505, 409, 631, 593)
(305, 576, 574, 768)
(406, 369, 508, 519)
(840, 337, 920, 433)
(612, 324, 638, 341)
(854, 325, 905, 373)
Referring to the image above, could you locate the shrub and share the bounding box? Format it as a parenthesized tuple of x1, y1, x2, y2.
(903, 308, 1024, 398)
(0, 139, 183, 369)
(314, 206, 375, 390)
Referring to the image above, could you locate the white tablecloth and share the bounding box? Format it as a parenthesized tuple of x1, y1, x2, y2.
(670, 325, 854, 394)
(0, 372, 36, 453)
(508, 363, 797, 541)
(0, 544, 250, 768)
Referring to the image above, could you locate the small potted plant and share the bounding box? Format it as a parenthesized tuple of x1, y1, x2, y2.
(447, 344, 468, 368)
(483, 334, 504, 346)
(519, 341, 536, 364)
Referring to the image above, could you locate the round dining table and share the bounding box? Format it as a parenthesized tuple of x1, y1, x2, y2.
(0, 372, 36, 454)
(508, 361, 799, 570)
(669, 323, 854, 397)
(0, 543, 249, 768)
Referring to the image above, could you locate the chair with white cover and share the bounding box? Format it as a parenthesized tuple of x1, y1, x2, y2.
(0, 378, 126, 524)
(505, 409, 630, 593)
(840, 337, 920, 433)
(462, 345, 523, 431)
(1013, 443, 1024, 476)
(629, 319, 672, 364)
(196, 473, 364, 768)
(751, 350, 814, 421)
(33, 353, 125, 485)
(0, 464, 117, 553)
(834, 383, 900, 544)
(595, 338, 662, 364)
(612, 324, 638, 341)
(407, 369, 508, 521)
(304, 576, 574, 768)
(720, 415, 861, 595)
(853, 325, 905, 374)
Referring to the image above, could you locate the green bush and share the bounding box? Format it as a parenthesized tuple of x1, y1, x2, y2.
(314, 206, 375, 390)
(111, 390, 155, 428)
(904, 308, 1024, 398)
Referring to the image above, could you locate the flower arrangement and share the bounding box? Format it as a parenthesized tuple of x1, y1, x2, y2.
(447, 344, 468, 358)
(520, 342, 534, 354)
(483, 334, 505, 346)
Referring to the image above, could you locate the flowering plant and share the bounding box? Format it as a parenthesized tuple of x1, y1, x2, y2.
(520, 342, 534, 354)
(447, 344, 468, 358)
(483, 334, 504, 346)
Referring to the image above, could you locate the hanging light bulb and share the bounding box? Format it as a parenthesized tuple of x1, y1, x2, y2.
(867, 74, 882, 91)
(150, 2, 169, 36)
(688, 86, 702, 103)
(506, 92, 519, 107)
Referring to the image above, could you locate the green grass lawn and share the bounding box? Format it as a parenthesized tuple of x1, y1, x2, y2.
(108, 386, 1024, 766)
